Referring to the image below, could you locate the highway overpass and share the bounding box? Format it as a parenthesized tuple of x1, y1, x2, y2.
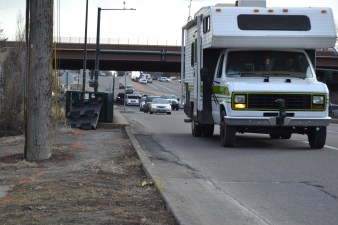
(54, 42, 181, 72)
(1, 41, 338, 73)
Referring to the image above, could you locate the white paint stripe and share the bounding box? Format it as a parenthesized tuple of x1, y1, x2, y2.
(148, 84, 158, 89)
(324, 145, 338, 151)
(300, 141, 338, 151)
(328, 131, 338, 134)
(156, 83, 175, 93)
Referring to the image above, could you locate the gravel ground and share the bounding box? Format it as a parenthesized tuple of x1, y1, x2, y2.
(0, 127, 178, 225)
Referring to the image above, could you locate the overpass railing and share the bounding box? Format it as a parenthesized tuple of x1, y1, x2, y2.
(53, 36, 180, 46)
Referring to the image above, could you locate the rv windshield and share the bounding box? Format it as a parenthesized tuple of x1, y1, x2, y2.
(226, 51, 313, 79)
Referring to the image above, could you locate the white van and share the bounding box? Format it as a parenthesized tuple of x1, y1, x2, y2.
(139, 73, 152, 84)
(147, 76, 153, 83)
(138, 77, 147, 84)
(125, 94, 140, 106)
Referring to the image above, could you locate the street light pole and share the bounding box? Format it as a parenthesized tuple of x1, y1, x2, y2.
(93, 7, 136, 93)
(82, 0, 89, 98)
(93, 7, 101, 92)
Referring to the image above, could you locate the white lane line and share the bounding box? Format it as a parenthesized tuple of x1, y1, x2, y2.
(300, 141, 338, 151)
(147, 84, 158, 89)
(328, 131, 338, 134)
(324, 145, 338, 151)
(156, 83, 175, 93)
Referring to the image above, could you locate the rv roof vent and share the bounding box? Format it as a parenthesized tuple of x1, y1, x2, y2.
(215, 3, 236, 7)
(237, 0, 266, 7)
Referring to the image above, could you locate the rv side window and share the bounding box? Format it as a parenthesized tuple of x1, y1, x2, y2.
(191, 42, 195, 66)
(216, 54, 224, 78)
(203, 16, 211, 33)
(191, 40, 197, 66)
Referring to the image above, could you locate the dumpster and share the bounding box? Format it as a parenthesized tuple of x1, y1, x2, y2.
(65, 91, 113, 129)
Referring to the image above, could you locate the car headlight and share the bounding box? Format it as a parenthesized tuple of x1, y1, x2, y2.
(233, 94, 246, 109)
(312, 95, 325, 109)
(151, 105, 156, 109)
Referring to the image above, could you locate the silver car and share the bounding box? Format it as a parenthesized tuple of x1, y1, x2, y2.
(149, 98, 172, 115)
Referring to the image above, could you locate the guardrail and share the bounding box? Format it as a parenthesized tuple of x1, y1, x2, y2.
(53, 36, 180, 46)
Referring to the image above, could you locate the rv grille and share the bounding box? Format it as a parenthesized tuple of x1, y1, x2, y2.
(247, 94, 312, 110)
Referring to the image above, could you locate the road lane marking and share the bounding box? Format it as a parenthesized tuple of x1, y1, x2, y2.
(328, 131, 338, 134)
(148, 84, 158, 89)
(300, 141, 338, 151)
(155, 83, 175, 93)
(324, 145, 338, 151)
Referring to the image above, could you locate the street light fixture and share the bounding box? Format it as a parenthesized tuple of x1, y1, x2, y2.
(93, 7, 136, 92)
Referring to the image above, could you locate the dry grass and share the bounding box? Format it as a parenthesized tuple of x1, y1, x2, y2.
(0, 160, 39, 170)
(73, 161, 125, 174)
(0, 128, 178, 225)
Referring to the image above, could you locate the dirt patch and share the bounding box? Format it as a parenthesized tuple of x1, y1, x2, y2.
(0, 127, 178, 225)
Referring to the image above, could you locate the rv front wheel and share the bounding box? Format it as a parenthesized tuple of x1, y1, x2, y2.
(220, 121, 236, 147)
(307, 126, 326, 149)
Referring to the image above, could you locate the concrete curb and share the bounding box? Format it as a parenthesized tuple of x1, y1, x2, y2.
(124, 126, 183, 225)
(116, 107, 182, 224)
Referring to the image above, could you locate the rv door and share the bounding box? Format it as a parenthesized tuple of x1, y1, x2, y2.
(211, 52, 225, 124)
(193, 15, 203, 117)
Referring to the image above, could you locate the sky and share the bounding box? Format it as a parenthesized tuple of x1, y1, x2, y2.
(0, 0, 337, 44)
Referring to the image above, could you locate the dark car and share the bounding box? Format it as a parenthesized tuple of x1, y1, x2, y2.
(143, 95, 161, 113)
(125, 85, 135, 94)
(116, 93, 125, 104)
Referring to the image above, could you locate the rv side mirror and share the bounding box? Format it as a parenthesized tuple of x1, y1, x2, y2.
(200, 68, 209, 82)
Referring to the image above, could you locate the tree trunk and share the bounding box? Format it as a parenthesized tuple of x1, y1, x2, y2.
(26, 0, 53, 161)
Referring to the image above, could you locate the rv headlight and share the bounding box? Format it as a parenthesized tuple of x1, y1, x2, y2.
(312, 95, 325, 109)
(313, 95, 324, 105)
(234, 94, 246, 109)
(234, 95, 246, 103)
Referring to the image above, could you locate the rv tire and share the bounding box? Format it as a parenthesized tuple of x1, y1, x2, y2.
(192, 121, 203, 137)
(203, 124, 214, 137)
(307, 126, 326, 149)
(220, 121, 236, 147)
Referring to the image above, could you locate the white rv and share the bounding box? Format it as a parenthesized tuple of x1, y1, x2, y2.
(181, 2, 337, 148)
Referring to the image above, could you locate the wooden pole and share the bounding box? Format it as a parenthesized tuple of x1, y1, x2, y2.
(26, 0, 53, 161)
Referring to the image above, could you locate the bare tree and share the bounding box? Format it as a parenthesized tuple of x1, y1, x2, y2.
(0, 13, 26, 138)
(25, 0, 54, 161)
(0, 25, 8, 42)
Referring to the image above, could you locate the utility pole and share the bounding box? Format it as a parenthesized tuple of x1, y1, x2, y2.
(25, 0, 53, 161)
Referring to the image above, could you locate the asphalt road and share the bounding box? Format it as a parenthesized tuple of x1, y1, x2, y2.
(122, 105, 338, 225)
(110, 76, 338, 225)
